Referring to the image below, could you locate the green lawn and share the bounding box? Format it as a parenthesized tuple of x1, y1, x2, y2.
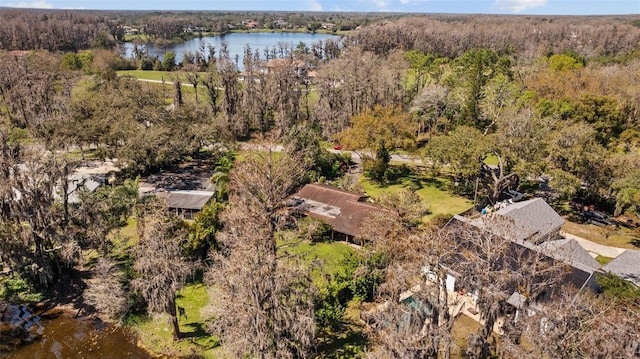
(279, 236, 356, 285)
(118, 70, 175, 82)
(129, 283, 218, 359)
(561, 220, 640, 250)
(359, 172, 472, 221)
(118, 70, 207, 82)
(596, 255, 614, 266)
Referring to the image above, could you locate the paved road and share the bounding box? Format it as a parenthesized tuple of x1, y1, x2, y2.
(133, 78, 196, 87)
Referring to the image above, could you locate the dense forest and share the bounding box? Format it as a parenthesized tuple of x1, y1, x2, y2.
(1, 9, 640, 358)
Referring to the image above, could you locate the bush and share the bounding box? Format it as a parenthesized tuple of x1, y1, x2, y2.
(0, 274, 44, 303)
(298, 217, 333, 242)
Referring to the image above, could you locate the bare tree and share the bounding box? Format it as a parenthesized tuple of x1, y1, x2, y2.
(362, 227, 466, 359)
(513, 289, 640, 359)
(183, 65, 201, 103)
(206, 150, 315, 359)
(84, 257, 128, 321)
(132, 200, 192, 341)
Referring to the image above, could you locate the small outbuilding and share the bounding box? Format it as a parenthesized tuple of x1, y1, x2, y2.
(155, 190, 214, 220)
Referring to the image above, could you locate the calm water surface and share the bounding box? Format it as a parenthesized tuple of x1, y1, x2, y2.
(120, 32, 340, 66)
(5, 310, 151, 359)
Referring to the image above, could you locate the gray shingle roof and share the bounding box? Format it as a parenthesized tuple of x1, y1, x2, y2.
(539, 238, 601, 270)
(603, 250, 640, 285)
(158, 190, 214, 210)
(66, 173, 105, 204)
(467, 198, 565, 243)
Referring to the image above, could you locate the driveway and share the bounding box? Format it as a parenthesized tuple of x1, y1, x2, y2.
(561, 231, 627, 258)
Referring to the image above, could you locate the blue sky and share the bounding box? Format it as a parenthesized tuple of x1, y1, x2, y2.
(2, 0, 638, 15)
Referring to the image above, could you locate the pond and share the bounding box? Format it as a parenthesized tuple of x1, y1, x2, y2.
(120, 32, 341, 67)
(5, 309, 151, 359)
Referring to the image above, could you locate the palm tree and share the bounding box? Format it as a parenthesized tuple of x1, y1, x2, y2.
(210, 152, 235, 201)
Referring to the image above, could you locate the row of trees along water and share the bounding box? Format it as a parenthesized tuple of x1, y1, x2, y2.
(1, 10, 640, 358)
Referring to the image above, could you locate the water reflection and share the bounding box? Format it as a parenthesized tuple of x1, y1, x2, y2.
(120, 32, 340, 67)
(5, 310, 151, 359)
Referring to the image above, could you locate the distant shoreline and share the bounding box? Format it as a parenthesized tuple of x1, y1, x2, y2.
(123, 28, 344, 45)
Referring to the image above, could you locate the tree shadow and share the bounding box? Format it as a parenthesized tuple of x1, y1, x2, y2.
(316, 326, 367, 359)
(180, 322, 209, 339)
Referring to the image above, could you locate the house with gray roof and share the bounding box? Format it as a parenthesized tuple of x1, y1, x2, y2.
(450, 198, 601, 292)
(66, 173, 105, 205)
(148, 190, 214, 220)
(603, 250, 640, 286)
(539, 238, 601, 270)
(454, 198, 565, 244)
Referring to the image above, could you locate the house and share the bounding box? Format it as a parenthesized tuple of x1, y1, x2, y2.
(449, 198, 601, 293)
(154, 190, 214, 220)
(289, 183, 386, 242)
(259, 59, 309, 79)
(538, 238, 601, 290)
(65, 173, 105, 205)
(602, 249, 640, 286)
(241, 20, 259, 29)
(138, 163, 215, 220)
(454, 198, 565, 244)
(273, 19, 289, 28)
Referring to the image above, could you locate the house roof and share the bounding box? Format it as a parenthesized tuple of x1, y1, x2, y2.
(66, 173, 105, 204)
(539, 238, 601, 270)
(603, 250, 640, 285)
(261, 59, 306, 69)
(507, 291, 527, 309)
(459, 198, 565, 243)
(157, 190, 214, 211)
(291, 183, 384, 238)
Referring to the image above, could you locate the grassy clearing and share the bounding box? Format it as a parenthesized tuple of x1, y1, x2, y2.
(118, 70, 175, 81)
(280, 236, 368, 357)
(118, 69, 209, 82)
(561, 220, 640, 249)
(451, 314, 481, 357)
(280, 239, 356, 284)
(129, 283, 218, 359)
(316, 306, 367, 358)
(359, 170, 472, 221)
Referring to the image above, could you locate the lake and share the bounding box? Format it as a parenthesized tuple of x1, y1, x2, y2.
(5, 309, 152, 359)
(120, 32, 341, 67)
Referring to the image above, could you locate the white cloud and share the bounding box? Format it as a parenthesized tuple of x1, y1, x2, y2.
(495, 0, 547, 13)
(309, 0, 323, 11)
(6, 1, 53, 8)
(371, 0, 390, 11)
(400, 0, 410, 4)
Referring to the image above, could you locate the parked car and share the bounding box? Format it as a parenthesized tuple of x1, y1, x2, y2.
(503, 190, 527, 203)
(584, 210, 617, 227)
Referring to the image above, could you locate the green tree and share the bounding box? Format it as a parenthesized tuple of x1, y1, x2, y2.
(597, 272, 640, 300)
(187, 200, 223, 259)
(546, 52, 585, 72)
(425, 125, 489, 188)
(209, 150, 235, 201)
(547, 122, 607, 196)
(364, 141, 391, 184)
(336, 105, 415, 157)
(162, 51, 176, 71)
(450, 49, 511, 130)
(405, 49, 435, 96)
